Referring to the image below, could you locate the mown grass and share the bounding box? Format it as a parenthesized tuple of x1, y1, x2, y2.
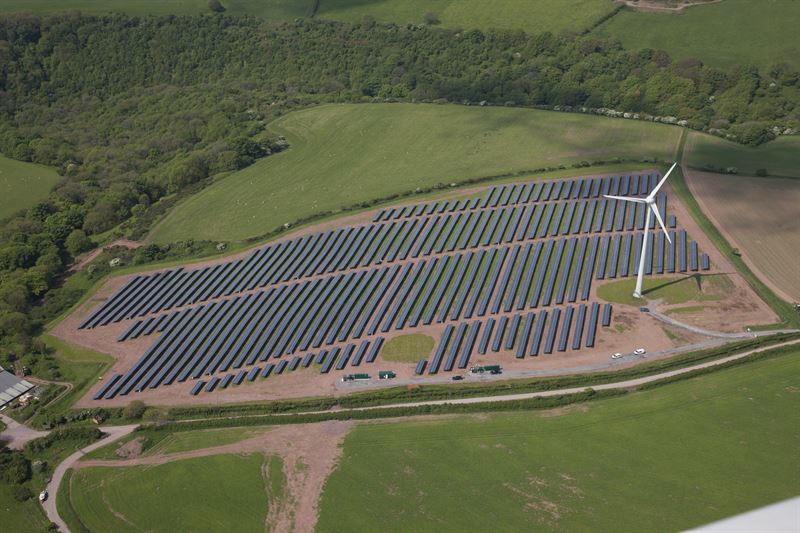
(153, 103, 682, 242)
(0, 0, 314, 18)
(317, 349, 800, 532)
(380, 333, 435, 363)
(684, 133, 800, 178)
(0, 154, 60, 220)
(596, 274, 731, 307)
(592, 0, 800, 71)
(62, 453, 272, 533)
(317, 0, 614, 33)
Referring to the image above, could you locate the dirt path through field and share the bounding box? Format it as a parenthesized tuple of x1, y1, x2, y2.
(77, 420, 353, 533)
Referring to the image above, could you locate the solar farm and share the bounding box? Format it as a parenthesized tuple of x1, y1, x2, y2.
(61, 171, 728, 405)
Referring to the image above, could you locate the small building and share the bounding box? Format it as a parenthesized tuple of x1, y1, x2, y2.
(0, 368, 34, 409)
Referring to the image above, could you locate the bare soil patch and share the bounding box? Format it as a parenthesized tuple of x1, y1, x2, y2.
(114, 437, 144, 459)
(78, 420, 352, 533)
(684, 170, 800, 303)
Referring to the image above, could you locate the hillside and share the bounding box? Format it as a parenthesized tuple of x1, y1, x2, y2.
(151, 103, 682, 242)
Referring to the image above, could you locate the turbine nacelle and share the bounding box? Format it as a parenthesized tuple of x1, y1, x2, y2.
(602, 163, 678, 299)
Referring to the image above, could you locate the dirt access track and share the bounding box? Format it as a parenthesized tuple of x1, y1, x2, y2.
(52, 171, 777, 408)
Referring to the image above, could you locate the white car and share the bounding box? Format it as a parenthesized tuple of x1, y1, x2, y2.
(39, 490, 48, 502)
(633, 348, 646, 355)
(611, 353, 623, 359)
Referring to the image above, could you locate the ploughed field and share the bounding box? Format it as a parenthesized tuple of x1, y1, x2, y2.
(66, 171, 714, 405)
(685, 170, 800, 302)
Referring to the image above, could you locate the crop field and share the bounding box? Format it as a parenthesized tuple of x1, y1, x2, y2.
(152, 104, 682, 243)
(592, 0, 800, 71)
(317, 0, 614, 33)
(684, 133, 800, 178)
(685, 170, 800, 302)
(59, 170, 726, 407)
(316, 350, 800, 531)
(0, 155, 60, 220)
(0, 0, 313, 18)
(60, 453, 272, 532)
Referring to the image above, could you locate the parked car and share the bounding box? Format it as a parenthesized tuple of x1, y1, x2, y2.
(611, 353, 623, 359)
(452, 375, 464, 381)
(39, 490, 48, 502)
(634, 348, 646, 355)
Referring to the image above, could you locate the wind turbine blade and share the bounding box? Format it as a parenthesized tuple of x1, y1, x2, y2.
(650, 203, 671, 243)
(603, 195, 646, 204)
(648, 162, 677, 200)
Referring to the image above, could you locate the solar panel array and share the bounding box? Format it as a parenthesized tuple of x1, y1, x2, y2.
(81, 173, 712, 400)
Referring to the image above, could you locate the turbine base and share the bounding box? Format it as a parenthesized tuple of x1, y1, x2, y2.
(632, 291, 643, 299)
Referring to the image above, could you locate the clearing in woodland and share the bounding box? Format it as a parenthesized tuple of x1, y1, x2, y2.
(0, 155, 60, 219)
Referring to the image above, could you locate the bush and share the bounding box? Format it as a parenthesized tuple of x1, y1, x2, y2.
(0, 450, 32, 484)
(756, 168, 768, 177)
(123, 400, 147, 420)
(208, 0, 225, 12)
(11, 484, 33, 502)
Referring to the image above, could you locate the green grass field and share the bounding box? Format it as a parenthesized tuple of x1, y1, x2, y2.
(0, 0, 313, 18)
(684, 133, 800, 178)
(0, 155, 60, 220)
(152, 103, 681, 243)
(61, 453, 274, 533)
(0, 483, 51, 533)
(596, 274, 733, 306)
(317, 350, 800, 531)
(380, 334, 435, 363)
(592, 0, 800, 71)
(318, 0, 614, 33)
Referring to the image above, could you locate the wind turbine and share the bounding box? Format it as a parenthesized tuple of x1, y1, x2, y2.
(604, 163, 677, 299)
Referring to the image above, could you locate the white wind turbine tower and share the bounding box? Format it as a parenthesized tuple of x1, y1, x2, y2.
(604, 162, 677, 299)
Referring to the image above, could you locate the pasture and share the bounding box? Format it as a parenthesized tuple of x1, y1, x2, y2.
(0, 0, 313, 18)
(0, 155, 60, 220)
(685, 170, 800, 302)
(317, 350, 800, 532)
(317, 0, 614, 33)
(152, 104, 682, 243)
(61, 453, 272, 532)
(684, 133, 800, 178)
(592, 0, 800, 71)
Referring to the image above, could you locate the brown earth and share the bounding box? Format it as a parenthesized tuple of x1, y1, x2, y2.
(684, 170, 800, 303)
(77, 420, 352, 533)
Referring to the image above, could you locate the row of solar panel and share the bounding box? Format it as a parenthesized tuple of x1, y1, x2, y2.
(95, 334, 385, 400)
(114, 228, 708, 383)
(82, 191, 669, 331)
(373, 173, 655, 222)
(418, 303, 613, 374)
